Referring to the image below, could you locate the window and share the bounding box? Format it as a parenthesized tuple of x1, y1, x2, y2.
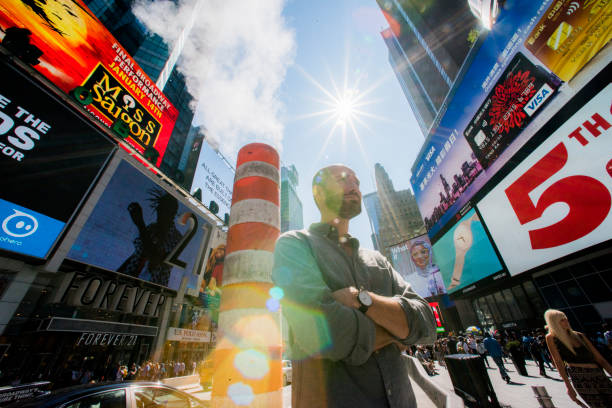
(558, 281, 589, 307)
(65, 389, 126, 408)
(539, 285, 567, 309)
(577, 275, 611, 303)
(502, 289, 523, 321)
(484, 295, 502, 323)
(522, 281, 547, 317)
(493, 292, 512, 322)
(133, 386, 191, 408)
(511, 285, 533, 319)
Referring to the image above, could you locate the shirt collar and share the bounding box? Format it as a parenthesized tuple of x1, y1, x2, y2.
(309, 222, 360, 249)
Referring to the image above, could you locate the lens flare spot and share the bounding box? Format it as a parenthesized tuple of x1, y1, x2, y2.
(266, 297, 280, 312)
(234, 349, 270, 380)
(269, 286, 284, 300)
(227, 382, 255, 406)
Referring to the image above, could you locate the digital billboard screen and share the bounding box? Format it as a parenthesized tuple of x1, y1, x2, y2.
(190, 140, 235, 220)
(410, 0, 611, 238)
(477, 76, 612, 276)
(68, 160, 211, 291)
(432, 208, 503, 295)
(0, 60, 114, 259)
(389, 234, 446, 299)
(0, 0, 178, 167)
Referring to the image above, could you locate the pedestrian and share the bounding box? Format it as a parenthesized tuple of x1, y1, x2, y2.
(467, 334, 478, 355)
(457, 336, 469, 354)
(483, 333, 510, 383)
(447, 336, 458, 354)
(476, 339, 490, 368)
(545, 309, 612, 408)
(415, 346, 437, 376)
(506, 333, 528, 376)
(273, 164, 436, 408)
(530, 334, 548, 377)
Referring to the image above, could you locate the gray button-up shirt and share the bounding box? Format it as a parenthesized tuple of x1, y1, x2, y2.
(273, 223, 436, 408)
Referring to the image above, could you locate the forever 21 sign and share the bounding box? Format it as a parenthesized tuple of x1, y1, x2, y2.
(53, 272, 168, 317)
(478, 83, 612, 275)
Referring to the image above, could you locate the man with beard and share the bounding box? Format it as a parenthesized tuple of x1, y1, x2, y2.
(273, 165, 436, 408)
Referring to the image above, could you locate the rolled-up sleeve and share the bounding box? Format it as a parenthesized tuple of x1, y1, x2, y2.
(272, 234, 376, 365)
(386, 258, 436, 345)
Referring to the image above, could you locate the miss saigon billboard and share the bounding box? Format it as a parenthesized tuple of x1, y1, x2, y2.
(0, 1, 178, 167)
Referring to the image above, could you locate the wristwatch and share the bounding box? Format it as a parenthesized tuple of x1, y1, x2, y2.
(357, 288, 372, 313)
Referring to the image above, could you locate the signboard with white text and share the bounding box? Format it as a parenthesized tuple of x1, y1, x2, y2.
(478, 82, 612, 275)
(166, 327, 211, 343)
(190, 140, 234, 220)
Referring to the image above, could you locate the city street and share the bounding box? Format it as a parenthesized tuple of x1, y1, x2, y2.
(422, 359, 584, 408)
(188, 359, 590, 407)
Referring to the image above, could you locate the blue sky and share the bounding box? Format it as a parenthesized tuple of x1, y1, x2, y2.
(279, 0, 424, 248)
(144, 0, 427, 249)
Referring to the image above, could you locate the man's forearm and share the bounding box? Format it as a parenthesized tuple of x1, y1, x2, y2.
(366, 292, 409, 339)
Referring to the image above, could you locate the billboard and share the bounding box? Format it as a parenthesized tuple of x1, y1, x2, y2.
(0, 59, 114, 259)
(389, 234, 446, 298)
(190, 140, 235, 220)
(67, 160, 211, 291)
(432, 208, 503, 295)
(478, 79, 612, 276)
(411, 0, 611, 238)
(0, 1, 178, 167)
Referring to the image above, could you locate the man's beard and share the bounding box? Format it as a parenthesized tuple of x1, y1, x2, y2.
(338, 199, 361, 219)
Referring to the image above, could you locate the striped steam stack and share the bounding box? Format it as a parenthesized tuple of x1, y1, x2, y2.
(211, 143, 283, 407)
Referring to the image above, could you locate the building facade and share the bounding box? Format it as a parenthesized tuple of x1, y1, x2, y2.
(0, 1, 221, 388)
(363, 164, 425, 260)
(84, 0, 197, 181)
(378, 0, 481, 136)
(280, 165, 304, 233)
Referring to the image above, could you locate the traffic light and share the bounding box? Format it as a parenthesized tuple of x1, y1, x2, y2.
(209, 200, 219, 214)
(224, 213, 230, 226)
(192, 188, 202, 201)
(144, 147, 159, 163)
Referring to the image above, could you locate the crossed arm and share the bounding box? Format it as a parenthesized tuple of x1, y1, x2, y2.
(330, 286, 409, 340)
(272, 235, 435, 365)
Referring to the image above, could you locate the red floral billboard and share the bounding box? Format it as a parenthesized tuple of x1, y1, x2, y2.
(0, 0, 178, 166)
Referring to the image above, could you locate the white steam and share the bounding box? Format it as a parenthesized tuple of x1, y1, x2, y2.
(132, 0, 295, 158)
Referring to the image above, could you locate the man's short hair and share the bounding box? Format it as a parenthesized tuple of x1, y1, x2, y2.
(312, 164, 352, 210)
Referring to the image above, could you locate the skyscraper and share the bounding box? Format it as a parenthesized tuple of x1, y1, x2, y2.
(363, 192, 382, 251)
(365, 164, 425, 260)
(280, 165, 304, 233)
(378, 0, 481, 136)
(84, 0, 197, 180)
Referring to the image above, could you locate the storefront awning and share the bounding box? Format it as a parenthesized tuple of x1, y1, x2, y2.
(39, 317, 158, 337)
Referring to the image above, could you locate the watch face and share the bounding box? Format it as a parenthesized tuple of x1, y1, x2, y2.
(358, 290, 372, 306)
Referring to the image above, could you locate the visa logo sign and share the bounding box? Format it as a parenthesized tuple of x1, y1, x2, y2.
(524, 83, 554, 117)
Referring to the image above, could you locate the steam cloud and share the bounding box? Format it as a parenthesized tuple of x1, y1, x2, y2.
(132, 0, 295, 158)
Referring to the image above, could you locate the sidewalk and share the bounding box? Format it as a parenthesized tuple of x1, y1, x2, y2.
(186, 359, 585, 407)
(429, 358, 583, 408)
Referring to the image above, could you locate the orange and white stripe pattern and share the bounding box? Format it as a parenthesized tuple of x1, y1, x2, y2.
(212, 143, 283, 407)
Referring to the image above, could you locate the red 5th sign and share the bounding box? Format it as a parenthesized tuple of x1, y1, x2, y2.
(478, 84, 612, 276)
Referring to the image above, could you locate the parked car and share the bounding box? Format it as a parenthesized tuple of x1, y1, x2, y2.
(282, 360, 292, 386)
(6, 382, 208, 408)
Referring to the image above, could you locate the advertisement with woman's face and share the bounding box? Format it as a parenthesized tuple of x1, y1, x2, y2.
(389, 234, 447, 299)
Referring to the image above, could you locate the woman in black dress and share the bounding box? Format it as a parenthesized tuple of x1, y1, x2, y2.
(545, 309, 612, 408)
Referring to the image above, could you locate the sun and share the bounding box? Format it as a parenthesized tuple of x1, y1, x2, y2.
(335, 90, 358, 125)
